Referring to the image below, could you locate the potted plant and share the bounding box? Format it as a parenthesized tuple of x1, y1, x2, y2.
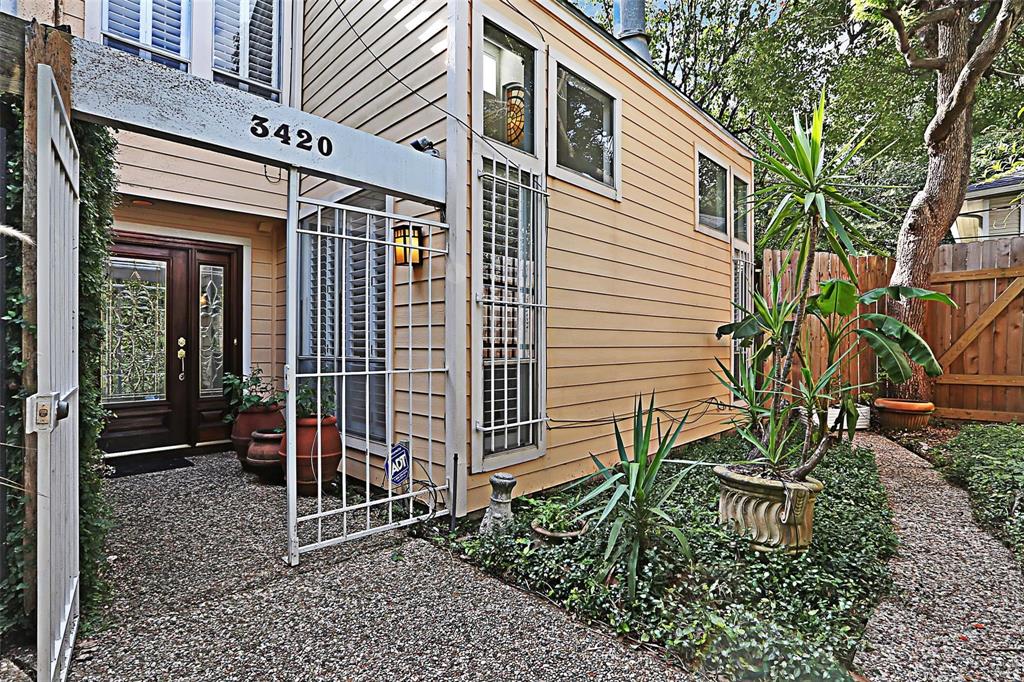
(224, 368, 284, 465)
(246, 427, 284, 482)
(525, 498, 586, 544)
(873, 373, 936, 430)
(713, 93, 955, 552)
(277, 381, 342, 496)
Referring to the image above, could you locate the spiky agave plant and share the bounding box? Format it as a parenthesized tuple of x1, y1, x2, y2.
(574, 394, 692, 598)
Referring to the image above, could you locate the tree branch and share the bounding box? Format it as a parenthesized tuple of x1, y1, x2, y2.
(929, 0, 1024, 145)
(882, 7, 948, 70)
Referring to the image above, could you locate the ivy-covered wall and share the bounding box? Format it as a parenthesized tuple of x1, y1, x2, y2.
(1, 97, 116, 640)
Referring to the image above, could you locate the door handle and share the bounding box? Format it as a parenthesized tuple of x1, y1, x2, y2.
(177, 337, 186, 381)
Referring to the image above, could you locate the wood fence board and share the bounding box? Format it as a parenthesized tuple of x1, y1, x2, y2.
(762, 237, 1024, 424)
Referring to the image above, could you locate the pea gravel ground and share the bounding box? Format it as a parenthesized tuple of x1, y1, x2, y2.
(855, 433, 1024, 682)
(66, 451, 698, 682)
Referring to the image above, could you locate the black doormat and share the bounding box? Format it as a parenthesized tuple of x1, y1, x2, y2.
(107, 455, 194, 479)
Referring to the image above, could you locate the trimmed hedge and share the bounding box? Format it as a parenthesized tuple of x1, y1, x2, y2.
(455, 437, 897, 681)
(935, 424, 1024, 565)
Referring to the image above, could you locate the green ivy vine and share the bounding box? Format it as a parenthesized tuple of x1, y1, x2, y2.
(1, 96, 116, 640)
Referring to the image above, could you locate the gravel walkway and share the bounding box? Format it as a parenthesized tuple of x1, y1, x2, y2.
(855, 433, 1024, 682)
(68, 452, 696, 681)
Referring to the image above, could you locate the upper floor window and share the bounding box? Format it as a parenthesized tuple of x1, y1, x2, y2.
(555, 65, 615, 187)
(482, 21, 534, 154)
(101, 0, 282, 102)
(213, 0, 281, 102)
(698, 153, 728, 234)
(733, 176, 749, 242)
(103, 0, 190, 70)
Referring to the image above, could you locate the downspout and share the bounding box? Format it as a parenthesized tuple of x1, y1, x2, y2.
(616, 0, 652, 64)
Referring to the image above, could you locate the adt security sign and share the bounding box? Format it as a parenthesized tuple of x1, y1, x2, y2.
(386, 441, 411, 487)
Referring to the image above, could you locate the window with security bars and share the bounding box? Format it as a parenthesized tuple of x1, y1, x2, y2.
(732, 249, 755, 380)
(103, 0, 190, 70)
(298, 208, 388, 444)
(213, 0, 281, 101)
(480, 158, 545, 456)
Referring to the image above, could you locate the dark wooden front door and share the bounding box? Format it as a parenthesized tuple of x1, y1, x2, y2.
(100, 232, 243, 454)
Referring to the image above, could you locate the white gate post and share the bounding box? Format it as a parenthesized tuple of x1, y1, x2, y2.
(284, 168, 300, 566)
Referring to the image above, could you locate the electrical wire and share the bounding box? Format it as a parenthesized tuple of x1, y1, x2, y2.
(327, 0, 528, 173)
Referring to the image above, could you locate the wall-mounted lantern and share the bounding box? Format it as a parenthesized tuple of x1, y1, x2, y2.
(394, 223, 423, 267)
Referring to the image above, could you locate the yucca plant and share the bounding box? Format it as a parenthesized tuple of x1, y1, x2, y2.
(716, 91, 955, 480)
(574, 394, 692, 598)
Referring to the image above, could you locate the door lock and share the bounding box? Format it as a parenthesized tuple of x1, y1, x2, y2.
(177, 344, 186, 381)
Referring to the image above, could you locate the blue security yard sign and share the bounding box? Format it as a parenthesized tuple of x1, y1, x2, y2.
(386, 441, 411, 487)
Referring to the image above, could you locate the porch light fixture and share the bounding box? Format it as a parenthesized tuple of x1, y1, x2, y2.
(394, 223, 423, 266)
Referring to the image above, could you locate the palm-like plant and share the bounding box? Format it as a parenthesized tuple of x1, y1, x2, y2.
(716, 91, 955, 480)
(574, 394, 691, 598)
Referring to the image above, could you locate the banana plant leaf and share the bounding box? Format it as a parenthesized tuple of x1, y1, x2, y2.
(860, 313, 944, 376)
(859, 286, 957, 307)
(854, 327, 913, 383)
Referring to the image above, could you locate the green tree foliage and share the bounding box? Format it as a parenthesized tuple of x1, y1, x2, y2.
(573, 0, 1024, 254)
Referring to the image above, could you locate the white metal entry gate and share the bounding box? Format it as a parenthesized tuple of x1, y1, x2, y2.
(29, 64, 82, 682)
(284, 174, 451, 564)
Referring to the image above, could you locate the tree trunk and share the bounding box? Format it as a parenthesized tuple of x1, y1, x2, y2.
(888, 13, 974, 400)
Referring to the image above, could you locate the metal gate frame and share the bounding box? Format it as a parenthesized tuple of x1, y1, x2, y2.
(29, 63, 81, 682)
(284, 172, 452, 564)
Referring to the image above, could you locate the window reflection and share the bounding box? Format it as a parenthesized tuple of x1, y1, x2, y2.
(483, 22, 534, 154)
(699, 154, 728, 233)
(555, 65, 615, 186)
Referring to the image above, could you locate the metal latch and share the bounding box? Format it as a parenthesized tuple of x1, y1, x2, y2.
(26, 390, 72, 434)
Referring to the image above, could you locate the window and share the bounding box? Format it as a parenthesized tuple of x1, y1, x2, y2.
(103, 0, 190, 70)
(480, 159, 545, 457)
(698, 153, 728, 234)
(734, 177, 749, 242)
(213, 0, 281, 101)
(298, 206, 388, 445)
(732, 249, 754, 381)
(554, 65, 615, 186)
(482, 21, 534, 154)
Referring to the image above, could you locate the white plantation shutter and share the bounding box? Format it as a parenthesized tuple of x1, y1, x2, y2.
(213, 0, 279, 94)
(344, 214, 387, 442)
(104, 0, 188, 65)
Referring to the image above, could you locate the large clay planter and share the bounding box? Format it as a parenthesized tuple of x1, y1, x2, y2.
(231, 405, 284, 464)
(278, 416, 342, 496)
(874, 398, 935, 431)
(246, 429, 284, 482)
(714, 465, 824, 552)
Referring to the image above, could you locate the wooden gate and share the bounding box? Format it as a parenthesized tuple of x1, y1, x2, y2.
(29, 63, 81, 682)
(763, 238, 1024, 424)
(927, 237, 1024, 422)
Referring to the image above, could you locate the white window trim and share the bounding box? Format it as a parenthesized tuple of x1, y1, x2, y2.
(694, 143, 733, 243)
(95, 0, 194, 65)
(732, 169, 754, 251)
(470, 3, 548, 473)
(547, 47, 623, 202)
(87, 0, 295, 106)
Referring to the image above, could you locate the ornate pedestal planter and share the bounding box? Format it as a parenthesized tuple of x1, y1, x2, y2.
(874, 398, 935, 431)
(714, 465, 824, 552)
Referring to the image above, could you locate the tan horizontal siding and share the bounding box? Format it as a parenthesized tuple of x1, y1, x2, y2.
(463, 0, 752, 508)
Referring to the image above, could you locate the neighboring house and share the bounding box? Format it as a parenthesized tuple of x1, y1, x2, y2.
(953, 169, 1023, 241)
(11, 0, 753, 513)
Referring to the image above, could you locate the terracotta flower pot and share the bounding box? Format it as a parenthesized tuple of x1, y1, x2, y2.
(714, 465, 824, 552)
(278, 416, 343, 496)
(231, 404, 284, 465)
(530, 520, 588, 545)
(246, 429, 284, 482)
(874, 398, 935, 431)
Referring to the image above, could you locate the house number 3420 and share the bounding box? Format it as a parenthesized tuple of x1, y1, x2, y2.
(249, 115, 333, 157)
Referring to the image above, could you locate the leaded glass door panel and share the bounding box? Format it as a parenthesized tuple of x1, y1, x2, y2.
(100, 233, 242, 454)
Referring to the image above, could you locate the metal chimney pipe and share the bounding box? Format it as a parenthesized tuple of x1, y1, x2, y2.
(617, 0, 651, 64)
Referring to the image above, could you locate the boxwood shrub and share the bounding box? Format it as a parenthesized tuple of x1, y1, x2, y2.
(456, 437, 897, 681)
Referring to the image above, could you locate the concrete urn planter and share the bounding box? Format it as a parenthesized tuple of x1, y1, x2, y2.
(713, 465, 824, 552)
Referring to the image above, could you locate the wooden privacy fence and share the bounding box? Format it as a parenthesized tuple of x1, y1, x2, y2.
(762, 237, 1024, 424)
